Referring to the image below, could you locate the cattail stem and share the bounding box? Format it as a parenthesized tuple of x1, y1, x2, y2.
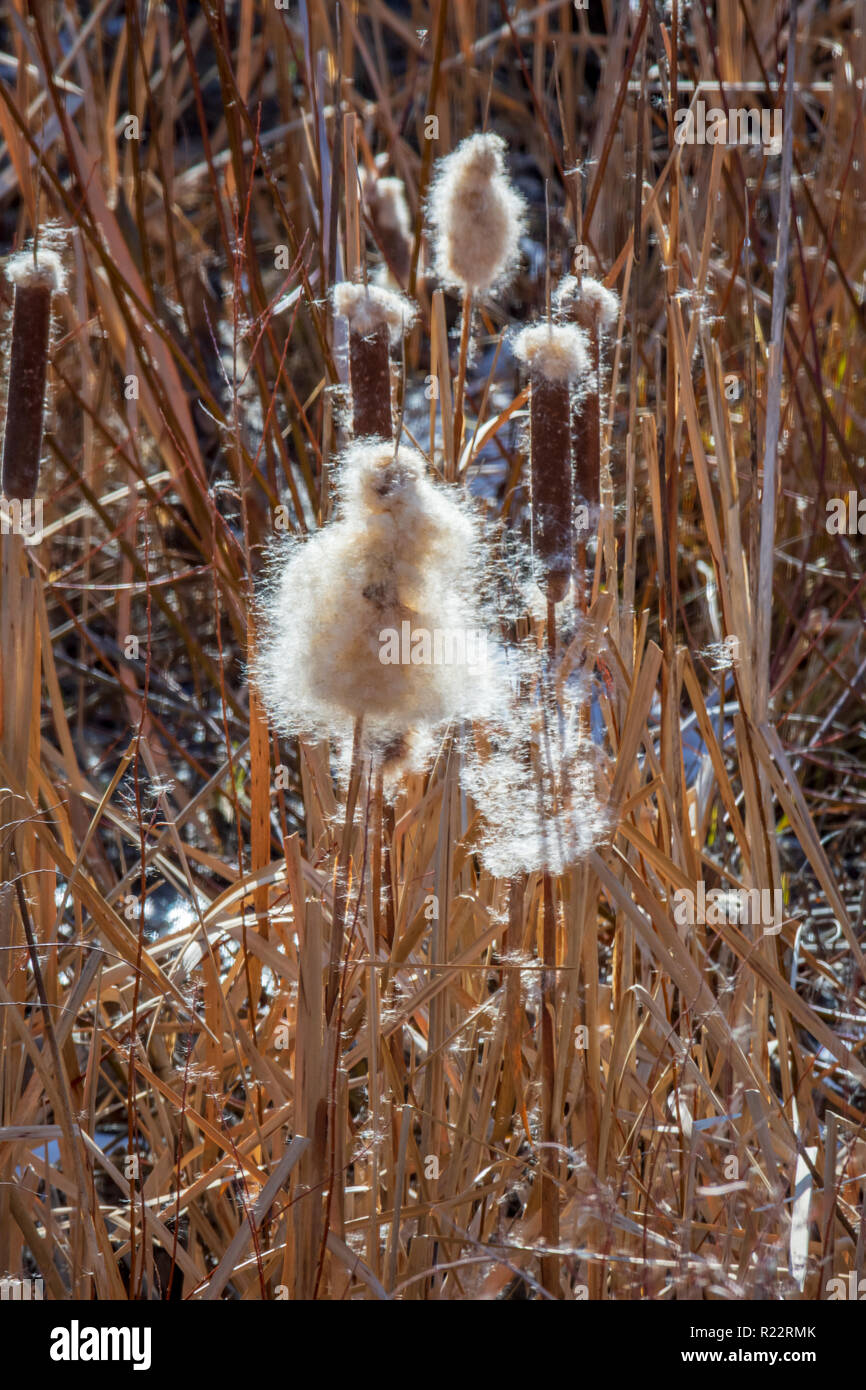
(2, 278, 52, 499)
(573, 320, 600, 621)
(325, 715, 365, 1020)
(348, 323, 392, 440)
(574, 322, 600, 517)
(505, 875, 527, 1125)
(531, 371, 573, 603)
(371, 764, 385, 950)
(1, 254, 56, 1025)
(540, 867, 559, 1295)
(576, 538, 588, 614)
(546, 596, 557, 655)
(555, 275, 617, 595)
(382, 799, 396, 950)
(452, 289, 473, 462)
(540, 604, 561, 1295)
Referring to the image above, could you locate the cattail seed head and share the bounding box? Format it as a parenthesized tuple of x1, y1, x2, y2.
(332, 282, 415, 344)
(255, 440, 494, 757)
(554, 274, 620, 336)
(514, 322, 589, 602)
(554, 275, 619, 514)
(1, 249, 63, 500)
(360, 168, 412, 289)
(332, 282, 416, 440)
(427, 133, 526, 296)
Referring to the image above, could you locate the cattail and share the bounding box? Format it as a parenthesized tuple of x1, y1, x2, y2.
(554, 275, 619, 515)
(512, 319, 590, 1294)
(360, 166, 412, 289)
(513, 322, 590, 603)
(332, 282, 415, 440)
(255, 439, 493, 760)
(427, 132, 525, 297)
(1, 249, 63, 500)
(428, 133, 526, 451)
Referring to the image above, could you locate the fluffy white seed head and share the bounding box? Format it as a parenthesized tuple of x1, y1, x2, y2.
(427, 133, 526, 295)
(331, 281, 416, 344)
(255, 441, 496, 758)
(554, 274, 619, 334)
(513, 321, 590, 383)
(5, 246, 65, 294)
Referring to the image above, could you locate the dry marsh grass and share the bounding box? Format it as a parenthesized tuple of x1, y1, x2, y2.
(0, 0, 865, 1303)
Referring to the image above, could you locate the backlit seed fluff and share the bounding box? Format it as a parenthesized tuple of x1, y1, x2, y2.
(331, 281, 416, 344)
(255, 441, 495, 752)
(554, 274, 619, 334)
(427, 133, 526, 295)
(512, 322, 590, 386)
(5, 246, 66, 294)
(462, 653, 607, 877)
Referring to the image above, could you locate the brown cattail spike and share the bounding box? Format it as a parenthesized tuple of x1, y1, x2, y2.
(514, 323, 590, 603)
(531, 372, 572, 602)
(348, 320, 392, 439)
(332, 282, 416, 441)
(555, 275, 619, 515)
(1, 253, 62, 500)
(360, 167, 412, 290)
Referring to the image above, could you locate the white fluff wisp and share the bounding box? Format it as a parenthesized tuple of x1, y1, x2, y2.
(427, 133, 526, 295)
(331, 281, 415, 344)
(461, 647, 607, 877)
(554, 274, 620, 336)
(255, 441, 495, 758)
